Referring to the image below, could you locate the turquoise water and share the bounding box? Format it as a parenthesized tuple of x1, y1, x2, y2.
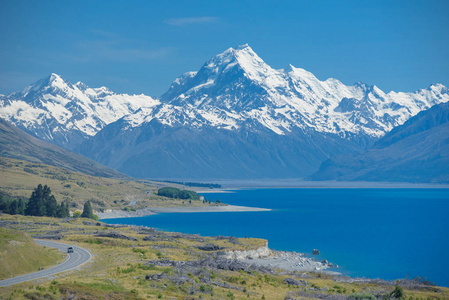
(103, 188, 449, 287)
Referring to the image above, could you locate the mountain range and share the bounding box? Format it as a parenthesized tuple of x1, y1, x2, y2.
(1, 44, 448, 180)
(310, 102, 449, 183)
(0, 74, 159, 150)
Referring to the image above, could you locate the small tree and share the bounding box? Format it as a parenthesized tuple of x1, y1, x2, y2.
(81, 201, 94, 219)
(391, 285, 404, 299)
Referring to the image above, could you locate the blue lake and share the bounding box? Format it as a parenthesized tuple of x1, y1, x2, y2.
(102, 188, 449, 287)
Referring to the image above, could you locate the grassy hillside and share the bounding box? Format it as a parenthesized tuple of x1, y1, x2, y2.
(0, 118, 124, 178)
(0, 214, 447, 300)
(0, 157, 209, 212)
(0, 227, 65, 280)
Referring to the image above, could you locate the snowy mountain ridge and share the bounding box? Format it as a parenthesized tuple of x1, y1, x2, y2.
(1, 44, 448, 150)
(128, 44, 449, 138)
(0, 73, 159, 149)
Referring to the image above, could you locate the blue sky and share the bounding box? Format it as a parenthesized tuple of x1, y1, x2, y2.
(1, 0, 448, 97)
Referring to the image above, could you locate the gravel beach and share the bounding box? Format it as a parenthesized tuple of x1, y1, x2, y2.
(242, 250, 341, 275)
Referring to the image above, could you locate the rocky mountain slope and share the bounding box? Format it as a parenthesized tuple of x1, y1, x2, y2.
(0, 118, 125, 178)
(310, 102, 449, 183)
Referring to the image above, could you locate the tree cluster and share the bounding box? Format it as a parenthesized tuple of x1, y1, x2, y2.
(24, 184, 70, 218)
(0, 192, 26, 215)
(1, 185, 70, 218)
(157, 187, 200, 200)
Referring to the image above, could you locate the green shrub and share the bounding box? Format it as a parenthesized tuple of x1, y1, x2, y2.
(157, 187, 200, 200)
(348, 292, 376, 300)
(391, 285, 404, 299)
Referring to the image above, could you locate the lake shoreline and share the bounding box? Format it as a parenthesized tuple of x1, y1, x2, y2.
(98, 204, 271, 220)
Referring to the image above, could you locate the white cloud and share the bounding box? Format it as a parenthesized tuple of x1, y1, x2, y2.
(165, 16, 218, 26)
(70, 39, 173, 63)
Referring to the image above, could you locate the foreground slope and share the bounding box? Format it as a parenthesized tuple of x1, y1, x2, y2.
(310, 102, 449, 183)
(78, 44, 449, 179)
(0, 227, 64, 280)
(0, 118, 124, 178)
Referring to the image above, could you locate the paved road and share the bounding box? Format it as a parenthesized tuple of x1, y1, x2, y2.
(0, 240, 92, 287)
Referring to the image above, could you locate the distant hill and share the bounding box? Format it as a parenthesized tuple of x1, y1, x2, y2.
(0, 118, 124, 178)
(310, 102, 449, 183)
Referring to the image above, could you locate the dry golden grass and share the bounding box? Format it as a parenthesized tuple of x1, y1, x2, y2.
(0, 227, 65, 280)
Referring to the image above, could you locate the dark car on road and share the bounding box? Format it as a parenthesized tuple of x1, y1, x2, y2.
(67, 247, 74, 253)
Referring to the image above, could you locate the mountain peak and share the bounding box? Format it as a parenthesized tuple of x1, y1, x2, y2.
(204, 44, 263, 70)
(235, 43, 251, 51)
(45, 73, 68, 89)
(49, 72, 62, 80)
(29, 73, 69, 91)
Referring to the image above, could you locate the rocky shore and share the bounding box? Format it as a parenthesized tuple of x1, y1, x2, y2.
(241, 250, 341, 275)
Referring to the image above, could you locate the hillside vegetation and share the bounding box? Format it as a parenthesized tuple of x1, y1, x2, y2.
(0, 157, 196, 212)
(0, 227, 64, 280)
(157, 187, 200, 200)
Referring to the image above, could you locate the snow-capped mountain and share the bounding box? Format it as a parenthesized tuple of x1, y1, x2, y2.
(75, 45, 449, 179)
(2, 45, 448, 179)
(122, 44, 448, 139)
(0, 73, 159, 149)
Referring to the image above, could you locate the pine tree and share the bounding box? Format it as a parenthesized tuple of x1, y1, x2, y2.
(0, 195, 9, 213)
(18, 198, 25, 215)
(81, 200, 94, 219)
(9, 200, 18, 215)
(25, 184, 46, 216)
(57, 201, 70, 218)
(45, 194, 58, 217)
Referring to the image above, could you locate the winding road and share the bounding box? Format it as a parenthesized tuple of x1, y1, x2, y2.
(0, 240, 92, 287)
